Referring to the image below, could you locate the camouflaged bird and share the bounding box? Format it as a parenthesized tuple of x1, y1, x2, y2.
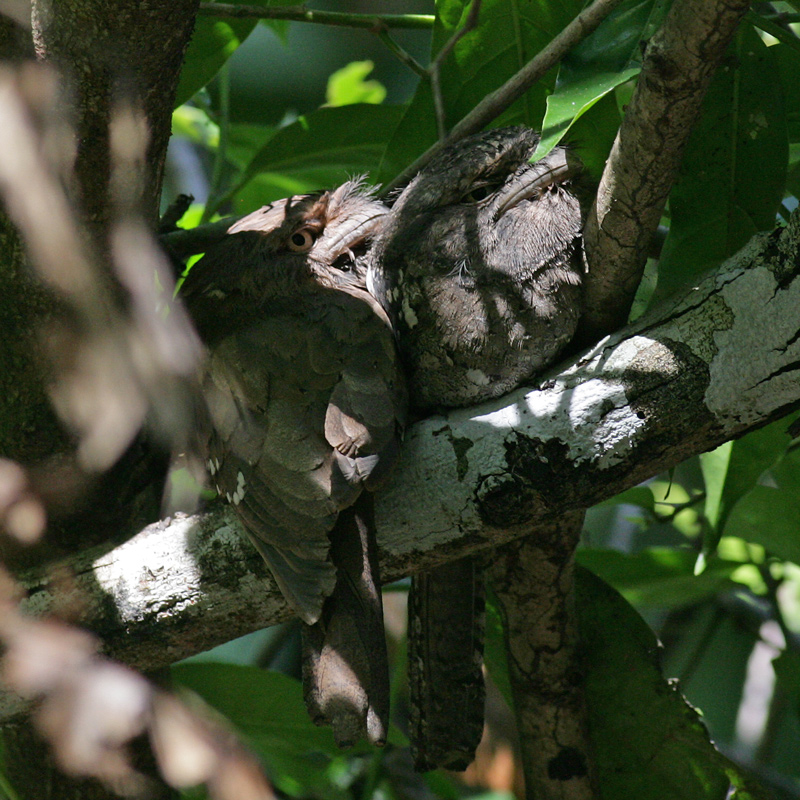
(180, 181, 407, 748)
(369, 127, 585, 770)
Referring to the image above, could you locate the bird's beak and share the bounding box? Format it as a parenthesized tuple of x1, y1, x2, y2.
(494, 148, 579, 220)
(326, 209, 389, 260)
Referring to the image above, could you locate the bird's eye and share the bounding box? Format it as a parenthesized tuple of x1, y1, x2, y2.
(288, 228, 316, 252)
(461, 183, 496, 203)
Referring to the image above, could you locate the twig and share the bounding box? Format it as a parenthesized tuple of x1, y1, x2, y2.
(197, 4, 434, 30)
(429, 0, 482, 140)
(160, 216, 241, 258)
(382, 0, 625, 195)
(375, 29, 427, 78)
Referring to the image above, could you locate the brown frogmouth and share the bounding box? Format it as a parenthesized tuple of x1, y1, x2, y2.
(180, 182, 407, 748)
(369, 127, 585, 770)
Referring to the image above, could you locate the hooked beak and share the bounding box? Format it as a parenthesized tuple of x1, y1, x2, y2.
(494, 148, 579, 221)
(325, 208, 389, 263)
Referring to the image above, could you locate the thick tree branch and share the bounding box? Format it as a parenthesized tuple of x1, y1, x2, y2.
(3, 212, 799, 724)
(579, 0, 751, 340)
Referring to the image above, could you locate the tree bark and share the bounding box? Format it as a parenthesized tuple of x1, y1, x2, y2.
(490, 512, 593, 800)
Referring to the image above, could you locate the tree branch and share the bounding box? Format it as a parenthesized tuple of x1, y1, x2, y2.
(579, 0, 751, 340)
(490, 513, 596, 799)
(196, 4, 434, 30)
(3, 211, 799, 724)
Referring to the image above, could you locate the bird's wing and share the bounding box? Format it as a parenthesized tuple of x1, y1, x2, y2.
(310, 285, 407, 489)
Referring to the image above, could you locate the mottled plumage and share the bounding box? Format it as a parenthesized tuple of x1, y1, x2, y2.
(181, 182, 407, 747)
(369, 127, 585, 770)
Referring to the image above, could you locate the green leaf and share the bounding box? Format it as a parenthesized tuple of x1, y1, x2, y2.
(228, 104, 405, 213)
(534, 0, 670, 160)
(172, 663, 341, 755)
(325, 61, 387, 107)
(700, 416, 797, 560)
(654, 24, 789, 303)
(176, 17, 257, 108)
(175, 1, 305, 107)
(576, 567, 771, 799)
(376, 0, 586, 184)
(773, 43, 800, 145)
(598, 485, 656, 512)
(484, 587, 513, 708)
(577, 548, 741, 608)
(724, 487, 800, 564)
(773, 650, 800, 714)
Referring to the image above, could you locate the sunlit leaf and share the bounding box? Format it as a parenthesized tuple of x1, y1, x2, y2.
(325, 61, 386, 107)
(534, 0, 671, 161)
(176, 18, 258, 108)
(699, 415, 797, 558)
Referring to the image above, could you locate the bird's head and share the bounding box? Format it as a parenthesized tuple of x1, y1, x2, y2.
(180, 180, 388, 342)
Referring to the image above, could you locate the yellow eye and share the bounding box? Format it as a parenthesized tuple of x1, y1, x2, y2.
(288, 228, 316, 252)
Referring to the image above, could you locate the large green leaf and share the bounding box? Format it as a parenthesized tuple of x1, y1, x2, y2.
(577, 568, 769, 799)
(227, 104, 406, 214)
(487, 568, 768, 797)
(376, 0, 585, 184)
(175, 1, 301, 108)
(176, 17, 257, 108)
(654, 24, 788, 303)
(534, 0, 670, 162)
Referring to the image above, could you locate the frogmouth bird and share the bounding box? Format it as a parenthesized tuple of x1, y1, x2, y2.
(369, 127, 585, 770)
(180, 182, 407, 748)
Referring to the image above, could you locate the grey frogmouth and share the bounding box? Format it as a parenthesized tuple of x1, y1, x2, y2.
(180, 182, 407, 749)
(368, 126, 585, 770)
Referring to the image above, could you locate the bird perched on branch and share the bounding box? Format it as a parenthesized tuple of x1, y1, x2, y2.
(369, 126, 585, 771)
(180, 182, 407, 748)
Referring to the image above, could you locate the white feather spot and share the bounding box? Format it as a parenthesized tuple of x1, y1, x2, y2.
(401, 294, 419, 328)
(207, 459, 216, 476)
(466, 369, 490, 386)
(225, 492, 232, 503)
(237, 471, 246, 491)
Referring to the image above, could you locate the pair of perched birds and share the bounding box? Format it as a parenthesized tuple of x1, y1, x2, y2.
(180, 126, 585, 770)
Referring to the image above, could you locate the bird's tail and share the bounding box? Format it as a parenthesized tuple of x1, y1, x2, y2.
(408, 557, 486, 771)
(301, 492, 390, 747)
